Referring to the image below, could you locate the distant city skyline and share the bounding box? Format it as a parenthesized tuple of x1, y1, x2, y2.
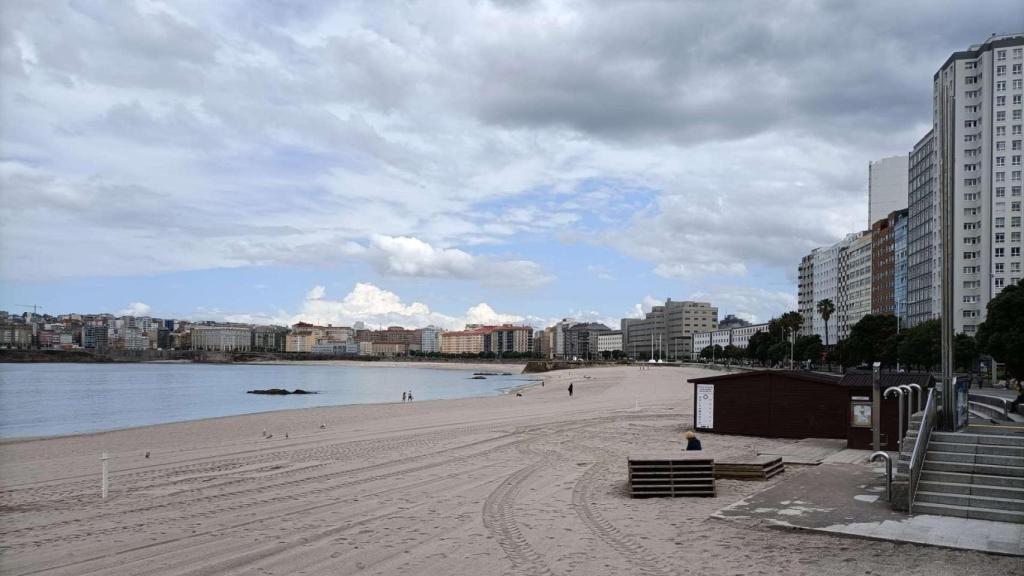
(2, 2, 1019, 329)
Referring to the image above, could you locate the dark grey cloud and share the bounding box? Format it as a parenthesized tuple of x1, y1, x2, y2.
(463, 0, 1020, 145)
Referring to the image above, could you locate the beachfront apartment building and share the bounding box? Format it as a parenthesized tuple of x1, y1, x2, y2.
(837, 231, 873, 341)
(798, 233, 860, 342)
(690, 322, 769, 359)
(933, 34, 1024, 334)
(420, 325, 442, 353)
(906, 130, 942, 327)
(439, 325, 533, 355)
(868, 155, 910, 226)
(596, 331, 622, 354)
(872, 209, 909, 321)
(621, 299, 717, 361)
(191, 324, 252, 352)
(797, 253, 815, 337)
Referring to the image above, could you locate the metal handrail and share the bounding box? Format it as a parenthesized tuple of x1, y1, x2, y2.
(907, 387, 937, 515)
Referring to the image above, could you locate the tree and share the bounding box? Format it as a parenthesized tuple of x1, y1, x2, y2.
(897, 319, 940, 371)
(977, 279, 1024, 381)
(954, 333, 979, 373)
(699, 345, 714, 360)
(844, 314, 899, 367)
(794, 334, 823, 364)
(816, 299, 835, 350)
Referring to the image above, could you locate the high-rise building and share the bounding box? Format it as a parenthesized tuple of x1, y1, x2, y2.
(906, 130, 941, 328)
(801, 233, 861, 342)
(871, 209, 909, 321)
(563, 323, 612, 360)
(934, 34, 1024, 334)
(869, 155, 910, 226)
(837, 231, 873, 341)
(620, 299, 717, 361)
(797, 253, 815, 336)
(420, 325, 441, 353)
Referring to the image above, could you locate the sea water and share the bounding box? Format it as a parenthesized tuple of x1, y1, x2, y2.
(0, 363, 533, 438)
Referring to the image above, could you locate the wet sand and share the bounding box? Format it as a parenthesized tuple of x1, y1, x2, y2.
(0, 366, 1013, 575)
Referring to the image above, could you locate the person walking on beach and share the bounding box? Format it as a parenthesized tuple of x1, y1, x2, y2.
(407, 391, 414, 402)
(685, 430, 702, 451)
(402, 391, 407, 403)
(567, 383, 573, 398)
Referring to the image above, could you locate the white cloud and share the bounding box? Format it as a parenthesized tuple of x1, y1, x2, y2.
(117, 302, 151, 317)
(357, 235, 553, 289)
(289, 282, 528, 330)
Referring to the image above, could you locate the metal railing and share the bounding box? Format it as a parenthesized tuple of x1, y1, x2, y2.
(907, 387, 937, 515)
(870, 451, 893, 502)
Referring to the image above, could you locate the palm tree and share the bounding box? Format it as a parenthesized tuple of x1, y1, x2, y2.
(817, 299, 835, 369)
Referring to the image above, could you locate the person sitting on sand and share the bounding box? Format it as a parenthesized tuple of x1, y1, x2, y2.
(685, 430, 702, 451)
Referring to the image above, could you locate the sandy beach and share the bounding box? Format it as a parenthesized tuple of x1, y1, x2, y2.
(0, 365, 1013, 575)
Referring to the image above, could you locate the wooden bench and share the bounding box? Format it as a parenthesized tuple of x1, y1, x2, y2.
(627, 453, 715, 498)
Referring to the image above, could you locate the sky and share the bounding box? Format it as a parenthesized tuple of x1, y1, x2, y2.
(1, 0, 1021, 330)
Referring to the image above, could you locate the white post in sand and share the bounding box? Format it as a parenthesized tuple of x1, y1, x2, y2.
(101, 452, 109, 499)
(634, 400, 638, 411)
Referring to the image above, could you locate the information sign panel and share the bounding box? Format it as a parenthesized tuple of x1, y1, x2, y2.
(696, 384, 714, 429)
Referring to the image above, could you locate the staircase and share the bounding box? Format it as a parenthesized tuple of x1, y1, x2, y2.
(910, 430, 1024, 523)
(969, 392, 1024, 424)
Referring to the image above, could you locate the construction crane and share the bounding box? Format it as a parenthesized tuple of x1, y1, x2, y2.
(15, 304, 43, 317)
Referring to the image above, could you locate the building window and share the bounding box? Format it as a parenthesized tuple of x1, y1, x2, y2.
(1013, 247, 1022, 257)
(997, 156, 1006, 166)
(963, 295, 980, 303)
(1015, 155, 1023, 166)
(1015, 95, 1023, 105)
(1014, 171, 1022, 181)
(1015, 79, 1024, 89)
(1015, 186, 1023, 196)
(997, 263, 1006, 273)
(998, 50, 1007, 61)
(996, 172, 1006, 182)
(1015, 48, 1023, 59)
(965, 192, 980, 201)
(1013, 217, 1022, 227)
(997, 80, 1007, 91)
(1014, 140, 1023, 150)
(998, 96, 1007, 106)
(998, 141, 1007, 150)
(997, 187, 1006, 197)
(995, 277, 1006, 288)
(996, 217, 1006, 228)
(1017, 111, 1024, 121)
(997, 126, 1007, 136)
(997, 65, 1007, 76)
(996, 233, 1005, 243)
(996, 247, 1005, 257)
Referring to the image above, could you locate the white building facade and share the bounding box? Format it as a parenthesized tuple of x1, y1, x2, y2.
(935, 35, 1024, 333)
(869, 155, 910, 226)
(837, 231, 873, 340)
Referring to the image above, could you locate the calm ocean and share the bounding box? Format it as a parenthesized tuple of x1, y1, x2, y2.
(0, 363, 534, 439)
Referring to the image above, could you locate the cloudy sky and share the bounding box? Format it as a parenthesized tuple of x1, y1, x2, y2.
(1, 0, 1019, 329)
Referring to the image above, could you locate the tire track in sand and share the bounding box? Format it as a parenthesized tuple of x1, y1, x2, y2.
(571, 461, 675, 576)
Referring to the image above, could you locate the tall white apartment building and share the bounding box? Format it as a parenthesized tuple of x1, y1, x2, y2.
(869, 155, 910, 226)
(801, 233, 861, 343)
(837, 231, 873, 340)
(420, 325, 441, 353)
(906, 130, 942, 327)
(934, 34, 1024, 334)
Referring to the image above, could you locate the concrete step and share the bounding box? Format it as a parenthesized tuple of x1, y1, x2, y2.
(915, 490, 1024, 512)
(917, 479, 1024, 500)
(925, 450, 1024, 468)
(921, 459, 1024, 477)
(911, 501, 1024, 524)
(927, 441, 1024, 457)
(920, 469, 1024, 489)
(969, 401, 1010, 422)
(931, 431, 1024, 447)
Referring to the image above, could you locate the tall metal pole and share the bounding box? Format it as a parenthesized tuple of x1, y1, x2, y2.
(940, 80, 956, 431)
(872, 362, 881, 451)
